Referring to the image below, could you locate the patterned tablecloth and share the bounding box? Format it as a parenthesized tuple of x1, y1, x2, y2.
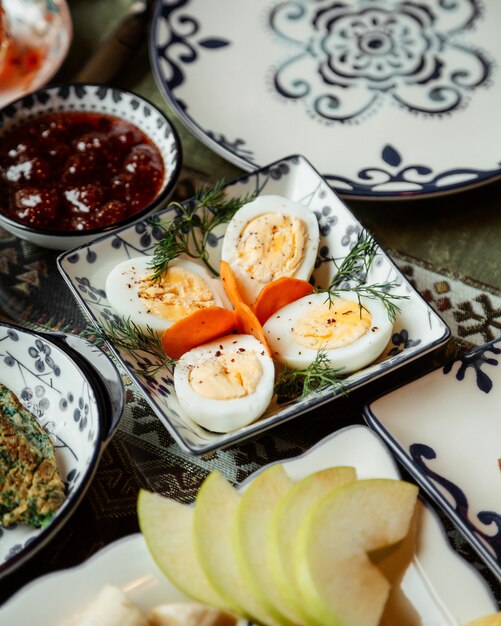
(0, 168, 500, 606)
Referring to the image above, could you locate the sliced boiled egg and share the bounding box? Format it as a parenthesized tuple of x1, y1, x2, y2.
(263, 292, 393, 374)
(105, 256, 229, 333)
(173, 334, 275, 432)
(221, 195, 320, 306)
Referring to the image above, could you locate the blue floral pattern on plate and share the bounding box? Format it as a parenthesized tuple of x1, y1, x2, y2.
(0, 324, 101, 578)
(270, 0, 490, 121)
(365, 337, 501, 581)
(150, 0, 501, 198)
(58, 154, 450, 455)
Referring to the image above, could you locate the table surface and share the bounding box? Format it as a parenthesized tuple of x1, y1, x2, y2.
(0, 0, 500, 615)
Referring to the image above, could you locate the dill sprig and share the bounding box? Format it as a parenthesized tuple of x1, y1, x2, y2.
(319, 230, 408, 322)
(325, 283, 408, 323)
(274, 351, 348, 401)
(88, 317, 177, 377)
(150, 180, 256, 279)
(329, 230, 378, 289)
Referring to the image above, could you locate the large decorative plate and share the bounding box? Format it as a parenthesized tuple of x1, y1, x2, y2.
(0, 0, 72, 108)
(0, 426, 497, 623)
(57, 155, 450, 455)
(150, 0, 501, 199)
(364, 338, 501, 582)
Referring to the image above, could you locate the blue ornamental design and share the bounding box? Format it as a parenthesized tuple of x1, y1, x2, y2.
(323, 143, 501, 194)
(405, 339, 501, 570)
(269, 0, 491, 122)
(411, 442, 501, 566)
(388, 329, 421, 355)
(443, 338, 500, 393)
(155, 0, 231, 93)
(28, 339, 61, 376)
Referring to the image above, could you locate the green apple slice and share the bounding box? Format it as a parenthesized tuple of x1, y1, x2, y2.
(137, 489, 231, 611)
(461, 613, 501, 626)
(193, 471, 283, 626)
(233, 464, 296, 626)
(295, 478, 418, 626)
(268, 467, 357, 626)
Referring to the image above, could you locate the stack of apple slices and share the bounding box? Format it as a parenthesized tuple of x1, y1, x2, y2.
(137, 465, 419, 626)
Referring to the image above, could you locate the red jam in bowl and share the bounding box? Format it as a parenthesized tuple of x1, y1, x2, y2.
(0, 112, 165, 231)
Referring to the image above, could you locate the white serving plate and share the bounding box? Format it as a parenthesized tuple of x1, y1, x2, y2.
(0, 425, 496, 624)
(57, 154, 450, 454)
(150, 0, 501, 199)
(365, 337, 501, 582)
(0, 0, 72, 108)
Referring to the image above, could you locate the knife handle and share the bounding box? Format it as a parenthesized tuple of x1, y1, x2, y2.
(73, 1, 151, 84)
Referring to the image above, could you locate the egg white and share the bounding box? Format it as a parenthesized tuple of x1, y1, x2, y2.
(174, 334, 275, 433)
(221, 195, 320, 305)
(105, 256, 230, 333)
(263, 291, 393, 374)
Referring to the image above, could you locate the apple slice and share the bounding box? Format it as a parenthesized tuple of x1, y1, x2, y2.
(193, 471, 283, 626)
(294, 478, 418, 626)
(268, 467, 357, 626)
(233, 464, 296, 625)
(137, 490, 232, 612)
(461, 614, 501, 626)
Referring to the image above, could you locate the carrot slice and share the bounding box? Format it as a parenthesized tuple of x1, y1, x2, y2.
(220, 259, 271, 354)
(235, 301, 271, 356)
(220, 259, 242, 309)
(253, 277, 315, 324)
(161, 307, 237, 360)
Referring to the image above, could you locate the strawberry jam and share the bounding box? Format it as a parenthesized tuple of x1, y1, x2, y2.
(0, 112, 165, 231)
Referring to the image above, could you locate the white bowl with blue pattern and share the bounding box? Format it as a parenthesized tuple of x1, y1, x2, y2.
(0, 83, 182, 250)
(0, 323, 124, 579)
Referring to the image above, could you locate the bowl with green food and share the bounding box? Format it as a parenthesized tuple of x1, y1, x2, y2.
(0, 322, 124, 579)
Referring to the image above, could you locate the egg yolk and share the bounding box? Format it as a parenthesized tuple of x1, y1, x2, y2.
(137, 267, 216, 321)
(236, 213, 308, 286)
(292, 300, 372, 350)
(188, 351, 263, 400)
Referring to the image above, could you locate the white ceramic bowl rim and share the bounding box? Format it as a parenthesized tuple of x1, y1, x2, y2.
(0, 83, 183, 238)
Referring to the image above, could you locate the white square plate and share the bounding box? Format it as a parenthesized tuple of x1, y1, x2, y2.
(365, 338, 501, 582)
(57, 155, 450, 454)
